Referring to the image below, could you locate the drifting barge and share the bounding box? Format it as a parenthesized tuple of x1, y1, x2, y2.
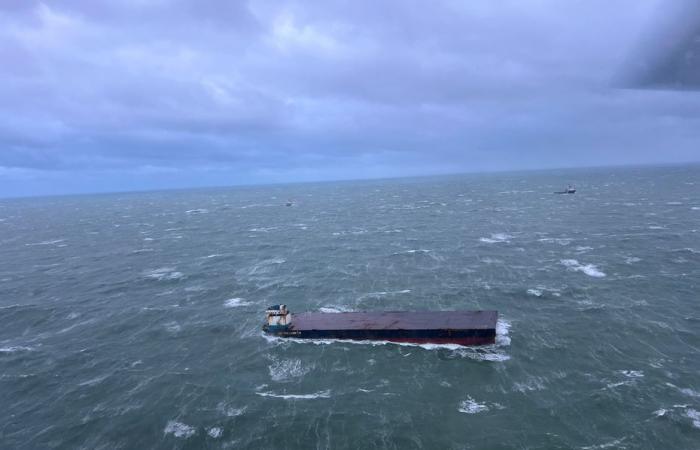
(262, 305, 498, 346)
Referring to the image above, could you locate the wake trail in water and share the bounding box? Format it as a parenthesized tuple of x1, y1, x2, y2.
(256, 390, 331, 399)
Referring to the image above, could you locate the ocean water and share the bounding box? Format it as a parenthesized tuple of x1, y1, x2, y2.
(1, 165, 699, 449)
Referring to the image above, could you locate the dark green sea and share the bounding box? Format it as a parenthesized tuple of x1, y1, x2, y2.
(1, 165, 699, 449)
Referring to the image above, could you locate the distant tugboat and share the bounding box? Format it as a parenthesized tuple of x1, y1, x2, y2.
(555, 185, 576, 194)
(262, 305, 498, 346)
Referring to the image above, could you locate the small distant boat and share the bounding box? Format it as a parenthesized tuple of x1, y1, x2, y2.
(555, 185, 576, 194)
(285, 200, 293, 207)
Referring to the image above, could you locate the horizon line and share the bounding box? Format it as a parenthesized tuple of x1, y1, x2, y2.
(1, 160, 698, 201)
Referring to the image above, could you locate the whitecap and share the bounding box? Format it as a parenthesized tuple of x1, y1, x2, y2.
(184, 285, 206, 292)
(57, 318, 97, 334)
(679, 387, 700, 398)
(79, 374, 109, 387)
(538, 237, 572, 246)
(526, 288, 543, 297)
(217, 404, 247, 417)
(458, 396, 489, 414)
(255, 390, 331, 399)
(479, 233, 511, 244)
(164, 421, 196, 438)
(25, 239, 65, 246)
(207, 427, 223, 438)
(224, 298, 251, 308)
(581, 438, 627, 449)
(185, 209, 209, 214)
(0, 346, 33, 353)
(164, 321, 181, 333)
(442, 346, 511, 362)
(144, 267, 184, 281)
(333, 229, 368, 236)
(561, 259, 606, 278)
(665, 382, 698, 398)
(686, 409, 700, 428)
(319, 306, 354, 313)
(513, 377, 546, 393)
(605, 381, 632, 389)
(654, 408, 667, 417)
(624, 256, 641, 264)
(268, 358, 311, 382)
(358, 289, 411, 300)
(481, 257, 501, 265)
(496, 318, 511, 347)
(244, 258, 286, 275)
(619, 370, 644, 378)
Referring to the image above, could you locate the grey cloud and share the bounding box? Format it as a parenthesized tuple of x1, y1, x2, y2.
(0, 0, 699, 197)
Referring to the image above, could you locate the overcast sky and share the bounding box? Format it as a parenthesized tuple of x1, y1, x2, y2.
(1, 0, 698, 197)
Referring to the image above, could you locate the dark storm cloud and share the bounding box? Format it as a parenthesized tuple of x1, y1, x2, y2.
(618, 0, 700, 90)
(0, 0, 699, 196)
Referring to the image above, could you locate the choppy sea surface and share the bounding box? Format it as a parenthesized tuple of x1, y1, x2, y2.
(1, 165, 699, 449)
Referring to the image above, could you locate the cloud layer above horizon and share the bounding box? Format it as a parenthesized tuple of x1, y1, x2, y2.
(1, 0, 699, 196)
